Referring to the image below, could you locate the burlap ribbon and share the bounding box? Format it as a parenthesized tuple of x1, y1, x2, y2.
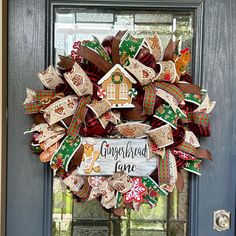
(177, 83, 202, 95)
(57, 55, 75, 70)
(112, 30, 127, 64)
(88, 171, 133, 209)
(176, 171, 184, 192)
(196, 148, 212, 160)
(163, 39, 180, 61)
(43, 95, 79, 126)
(78, 45, 113, 73)
(26, 123, 66, 143)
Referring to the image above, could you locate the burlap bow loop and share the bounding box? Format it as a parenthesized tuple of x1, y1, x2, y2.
(88, 172, 133, 209)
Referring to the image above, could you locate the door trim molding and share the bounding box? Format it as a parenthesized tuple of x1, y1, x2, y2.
(1, 0, 7, 235)
(46, 1, 205, 235)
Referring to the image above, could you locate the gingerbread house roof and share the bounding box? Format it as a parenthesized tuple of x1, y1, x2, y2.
(97, 64, 137, 85)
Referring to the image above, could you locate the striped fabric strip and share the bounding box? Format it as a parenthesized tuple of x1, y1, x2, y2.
(137, 50, 156, 68)
(175, 156, 187, 169)
(198, 123, 211, 136)
(155, 82, 184, 103)
(76, 178, 91, 201)
(86, 115, 100, 128)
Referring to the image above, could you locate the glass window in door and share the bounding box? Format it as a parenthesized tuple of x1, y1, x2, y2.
(52, 7, 194, 236)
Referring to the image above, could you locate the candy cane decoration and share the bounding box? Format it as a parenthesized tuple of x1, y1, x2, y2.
(97, 88, 107, 99)
(128, 88, 138, 98)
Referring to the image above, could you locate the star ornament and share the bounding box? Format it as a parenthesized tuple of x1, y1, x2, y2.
(124, 177, 147, 203)
(185, 162, 190, 168)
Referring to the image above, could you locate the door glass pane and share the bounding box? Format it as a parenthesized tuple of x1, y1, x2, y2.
(52, 7, 193, 236)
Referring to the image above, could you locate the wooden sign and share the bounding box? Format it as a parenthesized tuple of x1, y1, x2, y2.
(77, 137, 156, 176)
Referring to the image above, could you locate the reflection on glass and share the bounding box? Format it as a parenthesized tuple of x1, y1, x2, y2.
(52, 173, 189, 236)
(53, 7, 193, 236)
(54, 9, 193, 64)
(53, 178, 73, 236)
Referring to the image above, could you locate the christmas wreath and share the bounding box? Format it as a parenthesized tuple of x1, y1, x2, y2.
(23, 30, 215, 215)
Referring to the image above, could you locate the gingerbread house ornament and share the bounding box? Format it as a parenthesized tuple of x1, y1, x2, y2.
(97, 64, 137, 108)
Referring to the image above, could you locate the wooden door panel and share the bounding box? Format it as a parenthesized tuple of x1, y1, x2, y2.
(7, 0, 47, 235)
(195, 1, 236, 235)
